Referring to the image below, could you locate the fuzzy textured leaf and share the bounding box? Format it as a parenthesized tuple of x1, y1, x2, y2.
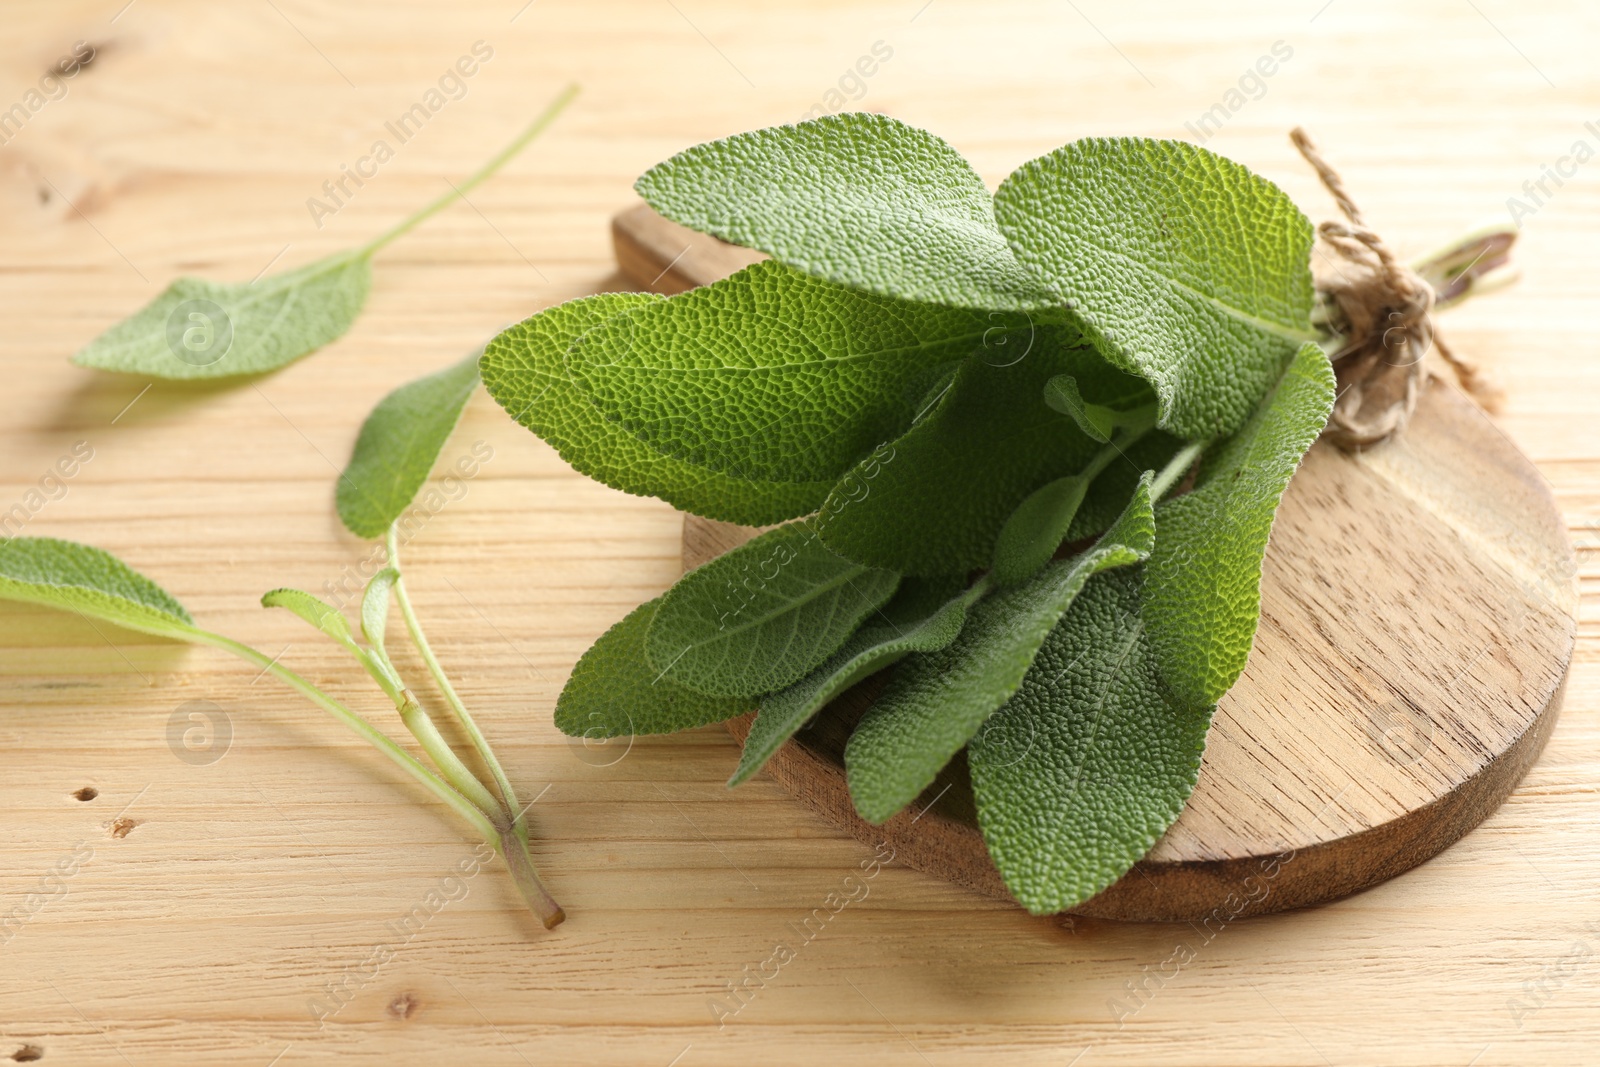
(0, 537, 196, 639)
(483, 292, 830, 525)
(995, 137, 1316, 438)
(990, 475, 1089, 587)
(814, 328, 1111, 575)
(635, 112, 1057, 311)
(1142, 342, 1334, 707)
(730, 576, 971, 787)
(555, 598, 751, 738)
(647, 522, 900, 699)
(361, 569, 399, 655)
(969, 566, 1213, 913)
(845, 478, 1156, 824)
(73, 255, 371, 380)
(262, 587, 357, 645)
(570, 261, 1022, 484)
(338, 352, 480, 539)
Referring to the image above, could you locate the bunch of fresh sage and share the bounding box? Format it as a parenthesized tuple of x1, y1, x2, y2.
(480, 114, 1336, 913)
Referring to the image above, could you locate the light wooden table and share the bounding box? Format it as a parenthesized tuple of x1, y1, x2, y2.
(2, 1, 1596, 1063)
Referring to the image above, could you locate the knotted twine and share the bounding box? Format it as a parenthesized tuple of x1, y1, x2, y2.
(1289, 127, 1500, 449)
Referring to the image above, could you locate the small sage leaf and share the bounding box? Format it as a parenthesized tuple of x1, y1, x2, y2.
(261, 587, 357, 645)
(361, 569, 400, 655)
(0, 537, 196, 640)
(647, 522, 900, 699)
(73, 254, 373, 380)
(338, 352, 480, 539)
(729, 575, 972, 788)
(990, 475, 1088, 587)
(555, 598, 751, 738)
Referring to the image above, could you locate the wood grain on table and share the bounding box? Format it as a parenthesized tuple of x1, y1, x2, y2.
(1, 1, 1597, 1064)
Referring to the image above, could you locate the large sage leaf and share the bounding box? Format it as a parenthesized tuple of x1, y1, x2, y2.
(0, 537, 197, 639)
(729, 575, 972, 787)
(483, 292, 830, 525)
(555, 598, 751, 738)
(969, 566, 1213, 913)
(995, 137, 1317, 438)
(635, 112, 1057, 311)
(570, 261, 1023, 484)
(844, 478, 1155, 824)
(338, 352, 481, 539)
(1142, 342, 1334, 707)
(647, 522, 900, 699)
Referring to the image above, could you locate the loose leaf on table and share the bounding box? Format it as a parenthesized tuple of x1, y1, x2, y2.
(569, 260, 1031, 484)
(338, 352, 481, 539)
(814, 328, 1111, 576)
(72, 256, 372, 380)
(483, 291, 830, 525)
(646, 521, 900, 699)
(635, 112, 1058, 311)
(844, 477, 1156, 824)
(968, 566, 1213, 914)
(0, 537, 198, 640)
(1142, 341, 1334, 707)
(995, 137, 1318, 439)
(729, 575, 971, 787)
(555, 598, 751, 738)
(71, 87, 578, 381)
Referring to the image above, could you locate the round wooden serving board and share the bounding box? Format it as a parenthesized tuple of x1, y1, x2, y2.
(620, 205, 1580, 923)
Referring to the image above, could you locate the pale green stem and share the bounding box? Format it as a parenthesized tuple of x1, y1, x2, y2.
(385, 525, 520, 816)
(397, 693, 503, 818)
(357, 83, 580, 259)
(186, 628, 498, 842)
(1151, 440, 1206, 502)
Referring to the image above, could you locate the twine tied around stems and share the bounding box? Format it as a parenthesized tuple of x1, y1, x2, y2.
(1290, 127, 1506, 449)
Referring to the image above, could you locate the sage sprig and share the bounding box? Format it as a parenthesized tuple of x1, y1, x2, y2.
(0, 358, 565, 929)
(71, 85, 578, 381)
(484, 113, 1340, 913)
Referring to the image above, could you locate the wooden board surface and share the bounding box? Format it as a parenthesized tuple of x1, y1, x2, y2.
(2, 1, 1599, 1064)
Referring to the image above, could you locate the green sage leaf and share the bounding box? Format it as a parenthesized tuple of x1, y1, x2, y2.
(844, 477, 1156, 824)
(482, 292, 831, 525)
(0, 537, 196, 639)
(261, 587, 358, 645)
(361, 568, 399, 655)
(647, 522, 900, 699)
(570, 261, 1025, 484)
(729, 575, 972, 787)
(73, 254, 373, 380)
(995, 137, 1317, 438)
(555, 598, 751, 738)
(337, 352, 481, 539)
(990, 475, 1089, 587)
(814, 328, 1108, 575)
(1142, 342, 1334, 707)
(635, 112, 1057, 311)
(969, 566, 1213, 913)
